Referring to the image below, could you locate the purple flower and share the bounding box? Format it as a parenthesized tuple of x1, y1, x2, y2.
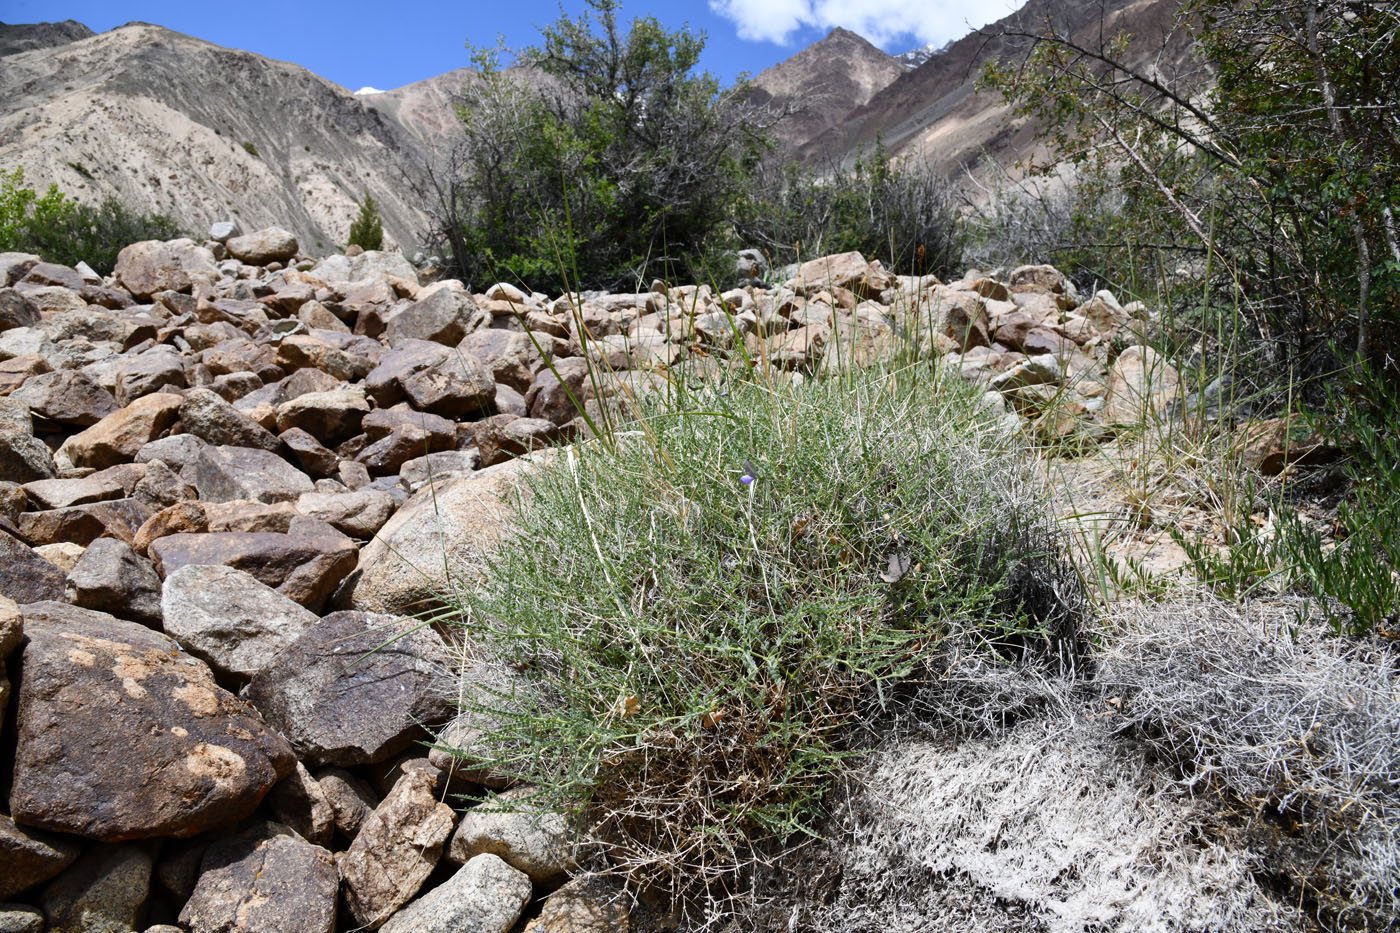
(740, 458, 756, 486)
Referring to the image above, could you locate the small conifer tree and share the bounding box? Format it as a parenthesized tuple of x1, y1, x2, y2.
(347, 189, 383, 252)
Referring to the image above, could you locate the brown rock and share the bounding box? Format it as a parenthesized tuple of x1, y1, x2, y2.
(1007, 264, 1070, 295)
(191, 445, 314, 504)
(40, 844, 152, 933)
(0, 814, 82, 900)
(180, 387, 282, 451)
(11, 370, 118, 426)
(113, 345, 187, 405)
(401, 350, 495, 419)
(114, 239, 219, 300)
(243, 610, 454, 767)
(226, 228, 299, 266)
(275, 387, 369, 445)
(8, 602, 295, 840)
(0, 528, 71, 602)
(64, 537, 164, 627)
(338, 763, 456, 929)
(313, 767, 379, 841)
(363, 339, 452, 407)
(179, 822, 337, 933)
(476, 415, 558, 467)
(524, 875, 631, 933)
(132, 500, 208, 556)
(58, 392, 183, 470)
(267, 763, 336, 848)
(0, 288, 41, 331)
(295, 489, 396, 538)
(15, 497, 151, 547)
(386, 283, 487, 347)
(148, 531, 358, 611)
(279, 427, 339, 478)
(459, 329, 546, 392)
(0, 428, 56, 483)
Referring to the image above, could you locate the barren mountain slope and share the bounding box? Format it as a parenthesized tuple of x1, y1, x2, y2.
(799, 0, 1191, 178)
(0, 19, 93, 56)
(363, 67, 477, 148)
(0, 22, 435, 254)
(751, 27, 907, 155)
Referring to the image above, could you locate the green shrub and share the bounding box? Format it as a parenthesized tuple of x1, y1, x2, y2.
(738, 141, 964, 278)
(0, 166, 182, 274)
(425, 0, 768, 292)
(242, 141, 260, 157)
(347, 189, 383, 252)
(447, 362, 1081, 907)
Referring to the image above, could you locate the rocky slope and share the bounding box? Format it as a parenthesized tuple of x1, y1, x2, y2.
(0, 22, 437, 256)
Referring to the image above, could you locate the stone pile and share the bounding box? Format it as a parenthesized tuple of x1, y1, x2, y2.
(0, 223, 1170, 931)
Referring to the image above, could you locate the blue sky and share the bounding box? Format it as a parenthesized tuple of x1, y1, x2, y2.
(7, 0, 1014, 90)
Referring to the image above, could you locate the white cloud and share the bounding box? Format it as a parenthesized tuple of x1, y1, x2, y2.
(709, 0, 1016, 49)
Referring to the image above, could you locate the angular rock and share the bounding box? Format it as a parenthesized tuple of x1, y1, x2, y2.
(113, 345, 187, 405)
(476, 415, 557, 468)
(1104, 345, 1180, 424)
(180, 388, 282, 451)
(386, 283, 486, 347)
(525, 357, 594, 426)
(381, 854, 532, 933)
(0, 904, 43, 933)
(338, 763, 456, 929)
(15, 497, 151, 548)
(0, 289, 41, 332)
(114, 239, 219, 300)
(991, 353, 1063, 392)
(363, 339, 451, 407)
(243, 610, 454, 767)
(178, 822, 337, 933)
(10, 602, 294, 839)
(22, 466, 135, 510)
(279, 427, 338, 478)
(399, 449, 479, 490)
(132, 500, 208, 556)
(400, 350, 495, 419)
(58, 392, 183, 470)
(0, 429, 55, 483)
(313, 767, 379, 841)
(523, 875, 631, 933)
(40, 844, 152, 933)
(0, 528, 67, 603)
(266, 763, 336, 847)
(148, 531, 357, 611)
(275, 387, 368, 446)
(11, 370, 118, 426)
(336, 456, 538, 614)
(135, 433, 208, 472)
(226, 228, 299, 266)
(457, 328, 544, 393)
(64, 537, 164, 627)
(1008, 263, 1070, 296)
(160, 564, 318, 683)
(448, 786, 575, 885)
(191, 445, 313, 504)
(294, 489, 395, 539)
(0, 815, 82, 900)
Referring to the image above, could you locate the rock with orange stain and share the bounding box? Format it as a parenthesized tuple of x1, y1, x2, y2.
(7, 602, 294, 841)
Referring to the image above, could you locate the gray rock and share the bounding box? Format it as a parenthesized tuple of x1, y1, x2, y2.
(0, 428, 56, 483)
(9, 602, 295, 840)
(149, 531, 356, 611)
(243, 610, 454, 767)
(338, 763, 456, 929)
(399, 449, 479, 490)
(275, 387, 368, 446)
(448, 786, 575, 885)
(135, 433, 207, 472)
(0, 288, 41, 332)
(386, 283, 486, 347)
(0, 527, 67, 603)
(401, 349, 495, 419)
(159, 564, 318, 683)
(0, 904, 43, 933)
(192, 445, 313, 504)
(991, 353, 1063, 392)
(114, 239, 218, 300)
(381, 853, 532, 933)
(0, 814, 82, 900)
(114, 345, 187, 406)
(41, 844, 152, 933)
(64, 537, 164, 627)
(23, 467, 133, 510)
(179, 822, 336, 933)
(180, 388, 282, 451)
(294, 489, 395, 538)
(208, 220, 242, 243)
(266, 763, 336, 848)
(226, 228, 298, 266)
(522, 875, 631, 933)
(336, 456, 538, 615)
(11, 370, 119, 426)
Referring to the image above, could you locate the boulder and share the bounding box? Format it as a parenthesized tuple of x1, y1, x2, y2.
(58, 392, 183, 470)
(275, 387, 369, 446)
(64, 537, 164, 627)
(448, 786, 575, 885)
(1104, 346, 1180, 424)
(363, 339, 451, 407)
(1007, 264, 1071, 295)
(178, 822, 337, 933)
(279, 427, 339, 478)
(15, 498, 151, 548)
(160, 564, 319, 683)
(459, 329, 545, 393)
(381, 854, 533, 933)
(180, 387, 282, 451)
(113, 239, 219, 300)
(476, 415, 557, 467)
(135, 433, 208, 472)
(523, 875, 631, 933)
(113, 345, 187, 405)
(338, 763, 456, 929)
(243, 610, 454, 767)
(226, 227, 299, 266)
(148, 531, 358, 611)
(0, 815, 82, 900)
(401, 350, 496, 419)
(0, 289, 41, 332)
(22, 465, 138, 510)
(40, 844, 152, 933)
(191, 445, 314, 504)
(294, 489, 396, 538)
(0, 528, 67, 603)
(313, 767, 379, 841)
(386, 283, 486, 346)
(11, 370, 118, 426)
(0, 429, 55, 483)
(336, 456, 538, 614)
(9, 602, 295, 839)
(266, 763, 336, 848)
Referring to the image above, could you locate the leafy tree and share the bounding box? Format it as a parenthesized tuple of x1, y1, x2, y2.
(347, 189, 384, 251)
(425, 0, 770, 291)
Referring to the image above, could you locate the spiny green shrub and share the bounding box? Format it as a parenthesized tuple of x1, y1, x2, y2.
(447, 362, 1082, 910)
(0, 166, 182, 274)
(347, 189, 383, 252)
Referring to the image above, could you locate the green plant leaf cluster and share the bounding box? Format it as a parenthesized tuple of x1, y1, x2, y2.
(0, 166, 183, 275)
(347, 189, 383, 252)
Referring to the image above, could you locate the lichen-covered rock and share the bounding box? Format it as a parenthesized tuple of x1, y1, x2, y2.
(8, 602, 295, 840)
(447, 786, 575, 886)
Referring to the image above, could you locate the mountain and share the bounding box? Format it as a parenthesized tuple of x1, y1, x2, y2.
(750, 28, 908, 156)
(0, 21, 441, 254)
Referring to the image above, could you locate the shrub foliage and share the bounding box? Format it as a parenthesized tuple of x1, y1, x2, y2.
(347, 189, 384, 252)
